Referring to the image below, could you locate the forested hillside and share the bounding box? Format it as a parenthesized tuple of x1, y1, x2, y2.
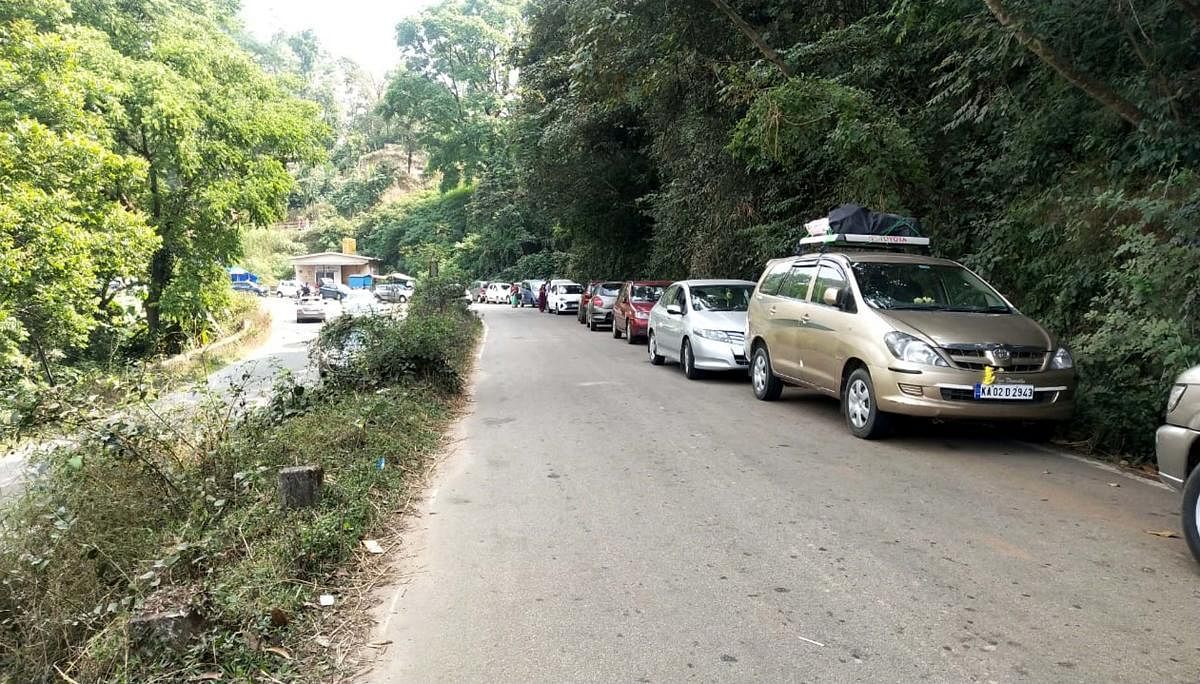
(353, 0, 1198, 458)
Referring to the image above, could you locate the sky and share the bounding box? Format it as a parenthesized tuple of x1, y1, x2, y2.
(239, 0, 437, 80)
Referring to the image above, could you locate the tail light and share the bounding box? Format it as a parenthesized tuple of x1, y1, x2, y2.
(592, 296, 602, 307)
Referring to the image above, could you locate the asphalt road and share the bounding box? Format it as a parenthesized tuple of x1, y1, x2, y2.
(367, 304, 1199, 683)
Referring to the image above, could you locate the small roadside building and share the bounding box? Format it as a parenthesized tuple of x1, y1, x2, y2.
(290, 252, 381, 288)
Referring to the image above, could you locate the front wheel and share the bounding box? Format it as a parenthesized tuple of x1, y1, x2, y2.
(1182, 466, 1200, 563)
(612, 320, 622, 339)
(398, 295, 408, 304)
(751, 346, 783, 401)
(648, 332, 665, 365)
(681, 339, 704, 380)
(844, 368, 892, 439)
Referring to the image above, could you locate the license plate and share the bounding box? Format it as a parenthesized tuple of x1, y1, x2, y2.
(973, 383, 1035, 400)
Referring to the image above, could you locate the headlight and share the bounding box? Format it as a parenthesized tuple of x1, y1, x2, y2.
(694, 329, 735, 344)
(884, 332, 948, 367)
(634, 311, 650, 320)
(1049, 347, 1073, 370)
(1167, 384, 1187, 413)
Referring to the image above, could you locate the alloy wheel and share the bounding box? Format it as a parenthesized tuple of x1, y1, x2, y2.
(847, 378, 871, 429)
(752, 353, 767, 394)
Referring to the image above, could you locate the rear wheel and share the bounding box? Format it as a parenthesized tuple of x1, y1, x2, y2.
(751, 346, 783, 401)
(648, 332, 665, 365)
(844, 368, 892, 439)
(681, 339, 703, 380)
(1183, 465, 1200, 563)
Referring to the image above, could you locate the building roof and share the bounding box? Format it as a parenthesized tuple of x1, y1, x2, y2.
(290, 252, 380, 266)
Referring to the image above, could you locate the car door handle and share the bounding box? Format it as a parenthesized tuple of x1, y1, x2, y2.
(768, 305, 777, 316)
(800, 313, 811, 325)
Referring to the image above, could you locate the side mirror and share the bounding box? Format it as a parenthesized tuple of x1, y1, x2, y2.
(666, 304, 682, 316)
(822, 287, 841, 307)
(823, 287, 853, 310)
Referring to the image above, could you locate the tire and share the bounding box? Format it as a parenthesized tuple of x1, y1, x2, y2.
(750, 346, 783, 401)
(648, 332, 665, 365)
(589, 319, 597, 331)
(398, 295, 408, 304)
(612, 320, 622, 339)
(681, 339, 703, 380)
(844, 367, 892, 439)
(626, 324, 639, 345)
(1183, 465, 1200, 563)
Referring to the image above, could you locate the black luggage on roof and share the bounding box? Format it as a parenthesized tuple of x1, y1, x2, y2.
(826, 203, 921, 237)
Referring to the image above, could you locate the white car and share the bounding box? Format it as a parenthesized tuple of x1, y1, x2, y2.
(275, 279, 301, 298)
(547, 279, 583, 315)
(646, 279, 757, 379)
(295, 296, 326, 323)
(485, 282, 512, 304)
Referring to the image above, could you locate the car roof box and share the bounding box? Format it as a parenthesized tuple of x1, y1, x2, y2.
(797, 204, 927, 254)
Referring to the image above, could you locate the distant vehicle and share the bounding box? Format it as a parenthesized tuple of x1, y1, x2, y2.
(576, 282, 602, 324)
(1157, 365, 1200, 562)
(374, 283, 414, 304)
(547, 280, 582, 315)
(520, 279, 544, 307)
(232, 281, 267, 297)
(647, 280, 755, 380)
(582, 281, 623, 331)
(319, 282, 352, 301)
(295, 296, 326, 323)
(485, 282, 512, 304)
(613, 280, 670, 343)
(744, 233, 1076, 439)
(476, 281, 490, 303)
(275, 279, 301, 298)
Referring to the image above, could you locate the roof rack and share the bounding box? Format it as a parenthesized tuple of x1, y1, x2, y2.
(797, 233, 930, 248)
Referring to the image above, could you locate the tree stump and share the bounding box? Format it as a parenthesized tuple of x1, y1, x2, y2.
(278, 465, 324, 509)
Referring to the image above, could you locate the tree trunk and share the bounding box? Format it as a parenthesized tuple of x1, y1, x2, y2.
(982, 0, 1147, 127)
(145, 247, 172, 340)
(707, 0, 793, 78)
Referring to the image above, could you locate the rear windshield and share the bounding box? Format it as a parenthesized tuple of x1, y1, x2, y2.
(599, 283, 622, 296)
(630, 285, 664, 303)
(690, 285, 754, 312)
(851, 262, 1010, 313)
(562, 285, 583, 294)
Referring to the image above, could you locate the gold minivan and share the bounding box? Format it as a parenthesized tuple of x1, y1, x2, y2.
(745, 250, 1076, 438)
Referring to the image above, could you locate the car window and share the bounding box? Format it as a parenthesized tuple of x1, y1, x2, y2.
(630, 284, 665, 303)
(813, 261, 849, 306)
(778, 264, 816, 300)
(758, 261, 792, 296)
(851, 262, 1010, 312)
(661, 286, 678, 309)
(563, 285, 583, 294)
(599, 283, 622, 296)
(690, 284, 754, 312)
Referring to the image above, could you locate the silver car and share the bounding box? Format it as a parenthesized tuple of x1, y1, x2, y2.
(646, 280, 756, 379)
(583, 281, 623, 331)
(1156, 365, 1200, 562)
(295, 296, 326, 323)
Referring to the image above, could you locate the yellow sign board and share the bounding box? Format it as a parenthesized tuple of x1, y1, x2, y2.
(342, 237, 356, 255)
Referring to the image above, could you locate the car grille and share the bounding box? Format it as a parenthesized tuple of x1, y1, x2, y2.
(940, 388, 1055, 404)
(942, 345, 1047, 373)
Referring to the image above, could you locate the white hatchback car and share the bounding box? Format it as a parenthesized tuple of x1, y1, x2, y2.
(646, 279, 757, 379)
(275, 279, 301, 298)
(485, 282, 512, 304)
(547, 280, 583, 315)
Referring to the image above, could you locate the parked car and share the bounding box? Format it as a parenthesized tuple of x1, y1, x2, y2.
(275, 279, 301, 298)
(519, 279, 545, 307)
(744, 250, 1077, 439)
(547, 280, 583, 315)
(485, 282, 512, 304)
(477, 281, 490, 303)
(582, 281, 624, 331)
(577, 281, 602, 324)
(319, 282, 352, 301)
(1156, 365, 1200, 562)
(295, 296, 327, 323)
(374, 283, 414, 303)
(647, 280, 756, 379)
(613, 280, 670, 343)
(232, 281, 267, 296)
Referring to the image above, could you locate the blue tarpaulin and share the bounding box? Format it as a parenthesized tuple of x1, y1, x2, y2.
(227, 266, 259, 283)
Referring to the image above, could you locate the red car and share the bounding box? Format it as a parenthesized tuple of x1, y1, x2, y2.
(612, 280, 671, 343)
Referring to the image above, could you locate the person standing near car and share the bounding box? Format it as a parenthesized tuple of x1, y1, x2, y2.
(510, 282, 520, 308)
(537, 283, 548, 312)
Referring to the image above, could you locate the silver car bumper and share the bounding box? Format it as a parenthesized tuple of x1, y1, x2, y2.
(1156, 424, 1199, 490)
(691, 336, 750, 371)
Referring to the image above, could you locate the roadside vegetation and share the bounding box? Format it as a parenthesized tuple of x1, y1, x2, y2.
(0, 282, 480, 681)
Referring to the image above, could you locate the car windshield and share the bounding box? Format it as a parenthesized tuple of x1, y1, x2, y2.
(562, 285, 582, 294)
(851, 262, 1011, 312)
(690, 285, 754, 312)
(631, 285, 665, 303)
(599, 283, 622, 296)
